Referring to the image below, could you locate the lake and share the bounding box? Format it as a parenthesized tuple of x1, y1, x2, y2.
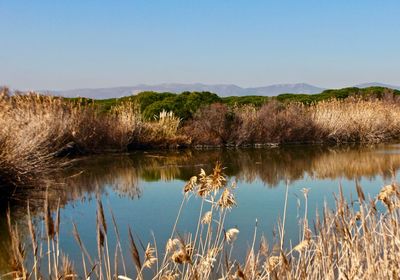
(1, 144, 399, 276)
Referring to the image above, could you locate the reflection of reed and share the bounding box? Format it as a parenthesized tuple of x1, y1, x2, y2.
(5, 145, 398, 210)
(1, 145, 400, 273)
(309, 146, 400, 181)
(63, 145, 400, 191)
(111, 145, 400, 188)
(64, 155, 141, 199)
(220, 146, 400, 186)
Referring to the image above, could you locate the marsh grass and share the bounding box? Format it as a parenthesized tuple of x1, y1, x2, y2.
(312, 97, 400, 143)
(1, 88, 400, 188)
(135, 110, 189, 148)
(185, 97, 400, 146)
(3, 163, 400, 279)
(0, 89, 186, 187)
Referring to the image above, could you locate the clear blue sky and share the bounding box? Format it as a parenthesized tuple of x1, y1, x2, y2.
(1, 1, 400, 90)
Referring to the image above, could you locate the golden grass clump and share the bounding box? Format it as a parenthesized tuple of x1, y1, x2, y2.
(311, 98, 400, 143)
(137, 110, 189, 148)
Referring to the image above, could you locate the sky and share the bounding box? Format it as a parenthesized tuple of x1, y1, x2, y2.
(1, 0, 400, 90)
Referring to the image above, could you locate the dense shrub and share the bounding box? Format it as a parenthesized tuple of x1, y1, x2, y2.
(255, 102, 318, 143)
(276, 86, 400, 104)
(222, 95, 269, 107)
(220, 102, 318, 145)
(140, 91, 221, 120)
(181, 103, 234, 146)
(0, 90, 179, 186)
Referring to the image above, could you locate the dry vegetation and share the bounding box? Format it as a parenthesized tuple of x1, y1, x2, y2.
(312, 97, 400, 143)
(1, 87, 399, 187)
(3, 163, 400, 279)
(185, 96, 400, 146)
(0, 88, 185, 187)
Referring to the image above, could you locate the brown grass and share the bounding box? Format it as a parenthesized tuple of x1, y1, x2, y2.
(3, 163, 400, 279)
(312, 97, 400, 143)
(181, 103, 232, 146)
(183, 97, 400, 146)
(0, 88, 188, 187)
(136, 110, 189, 148)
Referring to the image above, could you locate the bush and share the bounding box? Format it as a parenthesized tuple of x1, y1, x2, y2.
(141, 91, 221, 120)
(181, 103, 234, 146)
(276, 86, 400, 104)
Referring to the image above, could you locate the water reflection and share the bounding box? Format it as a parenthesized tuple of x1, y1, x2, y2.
(1, 144, 400, 274)
(66, 145, 400, 189)
(3, 144, 400, 223)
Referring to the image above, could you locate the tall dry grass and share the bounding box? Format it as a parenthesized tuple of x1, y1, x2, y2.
(0, 89, 69, 186)
(183, 97, 400, 146)
(0, 89, 187, 187)
(4, 163, 400, 279)
(312, 97, 400, 143)
(136, 110, 189, 148)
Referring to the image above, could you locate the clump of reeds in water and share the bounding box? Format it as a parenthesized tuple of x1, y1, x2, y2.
(0, 88, 188, 187)
(0, 88, 141, 187)
(3, 164, 400, 279)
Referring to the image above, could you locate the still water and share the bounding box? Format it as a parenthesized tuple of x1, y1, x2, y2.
(1, 144, 400, 275)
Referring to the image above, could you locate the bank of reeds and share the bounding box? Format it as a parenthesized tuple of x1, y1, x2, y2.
(3, 163, 400, 279)
(1, 88, 400, 187)
(0, 88, 185, 187)
(184, 96, 400, 146)
(312, 97, 400, 143)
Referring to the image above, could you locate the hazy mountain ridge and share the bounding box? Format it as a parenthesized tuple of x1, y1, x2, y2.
(43, 82, 400, 99)
(46, 83, 325, 99)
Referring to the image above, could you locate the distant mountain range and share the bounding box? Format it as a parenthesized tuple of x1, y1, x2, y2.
(42, 82, 400, 99)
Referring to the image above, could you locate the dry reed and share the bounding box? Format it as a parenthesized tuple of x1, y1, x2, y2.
(0, 89, 187, 187)
(183, 97, 400, 146)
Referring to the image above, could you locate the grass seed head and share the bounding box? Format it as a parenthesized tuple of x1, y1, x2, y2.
(184, 176, 197, 193)
(201, 211, 212, 224)
(293, 240, 310, 252)
(218, 188, 236, 210)
(225, 228, 240, 244)
(143, 243, 157, 269)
